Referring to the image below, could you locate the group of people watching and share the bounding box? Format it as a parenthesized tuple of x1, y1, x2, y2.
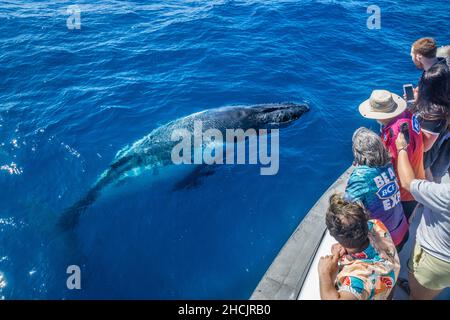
(317, 38, 450, 300)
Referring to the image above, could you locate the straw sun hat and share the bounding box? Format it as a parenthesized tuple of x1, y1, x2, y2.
(359, 90, 407, 120)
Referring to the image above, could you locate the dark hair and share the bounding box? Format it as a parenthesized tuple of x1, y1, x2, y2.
(413, 63, 450, 121)
(413, 37, 437, 58)
(326, 194, 369, 249)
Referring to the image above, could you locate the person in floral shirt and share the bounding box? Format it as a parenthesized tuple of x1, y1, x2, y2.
(318, 194, 400, 300)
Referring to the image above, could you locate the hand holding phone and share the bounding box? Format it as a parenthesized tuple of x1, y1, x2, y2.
(400, 123, 410, 145)
(403, 84, 415, 103)
(395, 132, 409, 153)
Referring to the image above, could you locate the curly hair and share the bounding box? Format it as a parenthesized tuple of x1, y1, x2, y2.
(326, 194, 369, 249)
(352, 127, 391, 167)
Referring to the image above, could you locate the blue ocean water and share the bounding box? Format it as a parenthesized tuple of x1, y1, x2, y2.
(0, 0, 449, 299)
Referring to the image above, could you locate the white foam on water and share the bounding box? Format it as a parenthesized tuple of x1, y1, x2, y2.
(0, 272, 6, 290)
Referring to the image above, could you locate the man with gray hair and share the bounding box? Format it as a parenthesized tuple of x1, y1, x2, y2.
(345, 127, 409, 251)
(437, 45, 450, 67)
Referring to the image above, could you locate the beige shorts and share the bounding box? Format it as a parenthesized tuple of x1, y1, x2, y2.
(408, 242, 450, 290)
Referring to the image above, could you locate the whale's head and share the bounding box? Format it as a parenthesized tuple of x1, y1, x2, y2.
(251, 103, 310, 128)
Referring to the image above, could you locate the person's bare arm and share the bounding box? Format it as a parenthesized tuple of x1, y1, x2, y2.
(319, 273, 357, 300)
(395, 133, 416, 192)
(318, 252, 357, 300)
(422, 130, 439, 152)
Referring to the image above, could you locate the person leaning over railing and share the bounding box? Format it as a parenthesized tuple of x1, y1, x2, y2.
(395, 132, 450, 300)
(318, 194, 400, 300)
(359, 90, 425, 221)
(344, 127, 409, 252)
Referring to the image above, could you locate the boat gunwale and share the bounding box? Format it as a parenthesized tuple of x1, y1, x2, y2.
(251, 166, 353, 300)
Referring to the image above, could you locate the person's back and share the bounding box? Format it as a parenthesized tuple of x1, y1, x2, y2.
(318, 195, 400, 300)
(380, 110, 425, 202)
(345, 127, 408, 250)
(336, 219, 400, 300)
(358, 90, 426, 219)
(346, 165, 408, 249)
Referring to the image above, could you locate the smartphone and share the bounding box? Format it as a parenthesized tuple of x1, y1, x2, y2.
(400, 122, 410, 145)
(403, 84, 415, 103)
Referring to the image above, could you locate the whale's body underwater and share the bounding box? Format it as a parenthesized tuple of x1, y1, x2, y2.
(59, 103, 309, 229)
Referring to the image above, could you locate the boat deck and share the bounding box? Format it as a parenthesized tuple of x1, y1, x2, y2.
(252, 169, 450, 300)
(298, 209, 450, 300)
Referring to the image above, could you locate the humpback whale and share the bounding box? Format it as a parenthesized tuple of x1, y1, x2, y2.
(59, 103, 309, 229)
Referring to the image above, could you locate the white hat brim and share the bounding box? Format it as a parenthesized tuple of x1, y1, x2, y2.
(359, 93, 407, 120)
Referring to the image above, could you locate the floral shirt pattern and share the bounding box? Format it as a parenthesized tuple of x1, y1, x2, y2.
(335, 219, 400, 300)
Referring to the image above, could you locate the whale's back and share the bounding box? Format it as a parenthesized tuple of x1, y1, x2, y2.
(59, 103, 309, 230)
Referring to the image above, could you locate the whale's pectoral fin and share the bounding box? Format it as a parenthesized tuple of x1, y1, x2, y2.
(58, 184, 102, 231)
(58, 155, 138, 231)
(172, 165, 216, 191)
(110, 155, 134, 170)
(58, 206, 84, 231)
(58, 194, 92, 231)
